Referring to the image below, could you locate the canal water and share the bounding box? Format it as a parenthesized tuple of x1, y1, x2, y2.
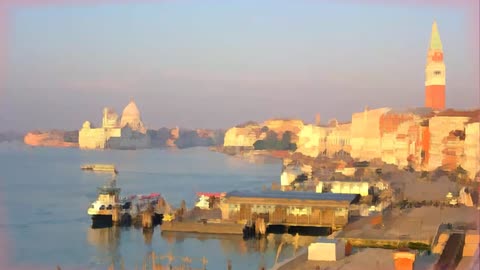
(0, 143, 310, 269)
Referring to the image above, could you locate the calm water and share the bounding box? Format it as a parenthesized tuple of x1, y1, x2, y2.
(0, 143, 305, 270)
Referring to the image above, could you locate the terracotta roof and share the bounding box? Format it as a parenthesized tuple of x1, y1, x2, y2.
(436, 109, 480, 121)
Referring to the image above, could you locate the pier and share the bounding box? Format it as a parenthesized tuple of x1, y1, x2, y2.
(160, 191, 360, 238)
(223, 191, 360, 232)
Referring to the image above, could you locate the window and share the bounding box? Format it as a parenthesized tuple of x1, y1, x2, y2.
(434, 71, 441, 75)
(335, 208, 347, 217)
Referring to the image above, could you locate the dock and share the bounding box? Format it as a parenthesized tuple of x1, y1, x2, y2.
(161, 220, 245, 234)
(157, 191, 360, 238)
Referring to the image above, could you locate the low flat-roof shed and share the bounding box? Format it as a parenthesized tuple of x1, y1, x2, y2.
(223, 191, 359, 229)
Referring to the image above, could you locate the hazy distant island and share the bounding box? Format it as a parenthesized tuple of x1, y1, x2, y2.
(21, 99, 479, 184)
(22, 99, 225, 150)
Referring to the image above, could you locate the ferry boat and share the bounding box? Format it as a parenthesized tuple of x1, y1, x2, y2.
(81, 164, 118, 174)
(87, 176, 122, 227)
(87, 176, 163, 227)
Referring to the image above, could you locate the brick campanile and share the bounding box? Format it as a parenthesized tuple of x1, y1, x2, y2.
(425, 21, 446, 110)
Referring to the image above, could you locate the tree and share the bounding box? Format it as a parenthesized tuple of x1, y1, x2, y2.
(253, 130, 296, 151)
(253, 140, 267, 150)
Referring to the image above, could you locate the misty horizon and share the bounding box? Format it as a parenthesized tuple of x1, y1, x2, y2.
(1, 1, 479, 133)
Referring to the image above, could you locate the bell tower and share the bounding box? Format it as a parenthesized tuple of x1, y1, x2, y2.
(425, 21, 446, 110)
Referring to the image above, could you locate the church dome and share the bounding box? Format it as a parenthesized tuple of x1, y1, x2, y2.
(120, 99, 146, 133)
(121, 100, 141, 120)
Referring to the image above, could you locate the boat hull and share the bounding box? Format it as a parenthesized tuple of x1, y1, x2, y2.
(91, 214, 113, 228)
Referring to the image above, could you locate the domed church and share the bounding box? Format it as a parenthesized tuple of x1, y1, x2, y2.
(79, 99, 149, 149)
(120, 99, 146, 134)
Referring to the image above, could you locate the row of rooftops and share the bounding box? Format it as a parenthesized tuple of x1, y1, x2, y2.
(232, 108, 479, 129)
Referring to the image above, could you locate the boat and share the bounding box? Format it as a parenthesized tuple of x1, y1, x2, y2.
(87, 176, 163, 228)
(87, 176, 122, 227)
(81, 164, 118, 174)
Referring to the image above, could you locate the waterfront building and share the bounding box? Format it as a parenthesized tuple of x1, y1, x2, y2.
(296, 125, 327, 158)
(378, 108, 433, 168)
(316, 181, 369, 197)
(427, 110, 477, 171)
(222, 190, 359, 231)
(222, 21, 478, 177)
(464, 121, 480, 180)
(223, 124, 262, 148)
(425, 21, 446, 111)
(350, 107, 391, 161)
(79, 119, 121, 149)
(79, 100, 148, 149)
(324, 121, 351, 157)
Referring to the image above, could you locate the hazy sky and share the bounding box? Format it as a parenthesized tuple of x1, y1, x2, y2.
(1, 0, 479, 132)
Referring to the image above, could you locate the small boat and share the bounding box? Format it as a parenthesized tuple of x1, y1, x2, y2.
(81, 164, 118, 174)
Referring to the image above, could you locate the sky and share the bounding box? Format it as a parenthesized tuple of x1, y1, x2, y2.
(1, 0, 479, 132)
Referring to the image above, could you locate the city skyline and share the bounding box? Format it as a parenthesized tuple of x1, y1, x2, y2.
(1, 0, 479, 132)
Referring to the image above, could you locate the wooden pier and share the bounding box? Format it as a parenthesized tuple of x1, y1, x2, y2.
(161, 220, 245, 235)
(158, 191, 360, 238)
(223, 191, 360, 231)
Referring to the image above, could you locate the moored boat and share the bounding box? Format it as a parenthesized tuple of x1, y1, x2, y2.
(81, 163, 118, 174)
(87, 176, 163, 228)
(87, 176, 122, 227)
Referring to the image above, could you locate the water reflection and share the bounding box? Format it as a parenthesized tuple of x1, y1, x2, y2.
(2, 146, 285, 269)
(86, 227, 320, 269)
(86, 227, 121, 266)
(143, 228, 154, 246)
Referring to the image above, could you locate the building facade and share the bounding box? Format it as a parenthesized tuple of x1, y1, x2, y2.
(79, 100, 148, 149)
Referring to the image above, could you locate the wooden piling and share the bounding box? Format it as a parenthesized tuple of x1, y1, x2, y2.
(142, 209, 153, 228)
(256, 217, 266, 236)
(112, 205, 121, 225)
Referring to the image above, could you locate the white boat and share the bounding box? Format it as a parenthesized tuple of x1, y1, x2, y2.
(87, 176, 122, 225)
(87, 176, 163, 227)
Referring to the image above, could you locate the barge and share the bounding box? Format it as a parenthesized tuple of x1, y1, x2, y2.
(81, 164, 118, 174)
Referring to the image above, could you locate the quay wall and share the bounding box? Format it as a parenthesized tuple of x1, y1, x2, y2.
(339, 237, 431, 249)
(161, 221, 244, 234)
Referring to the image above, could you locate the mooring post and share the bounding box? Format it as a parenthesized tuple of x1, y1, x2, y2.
(142, 208, 153, 228)
(112, 205, 121, 225)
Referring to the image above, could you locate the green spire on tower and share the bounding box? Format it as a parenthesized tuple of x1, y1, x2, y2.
(429, 20, 443, 51)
